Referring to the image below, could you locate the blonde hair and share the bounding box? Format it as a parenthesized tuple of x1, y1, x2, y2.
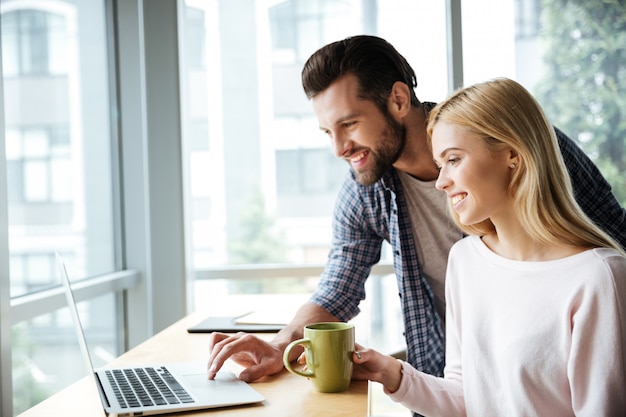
(427, 77, 624, 255)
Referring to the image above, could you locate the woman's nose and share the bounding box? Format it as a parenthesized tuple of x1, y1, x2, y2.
(435, 170, 449, 191)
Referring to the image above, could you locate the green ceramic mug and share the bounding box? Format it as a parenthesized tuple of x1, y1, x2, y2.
(283, 322, 355, 393)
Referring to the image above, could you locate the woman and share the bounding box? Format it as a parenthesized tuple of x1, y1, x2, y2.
(352, 78, 626, 416)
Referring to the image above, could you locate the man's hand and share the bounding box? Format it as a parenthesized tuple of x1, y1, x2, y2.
(207, 332, 285, 382)
(207, 302, 338, 382)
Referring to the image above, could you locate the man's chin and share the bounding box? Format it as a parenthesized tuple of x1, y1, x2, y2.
(355, 170, 382, 186)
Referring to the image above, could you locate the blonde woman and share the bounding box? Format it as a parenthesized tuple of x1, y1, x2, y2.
(352, 78, 626, 416)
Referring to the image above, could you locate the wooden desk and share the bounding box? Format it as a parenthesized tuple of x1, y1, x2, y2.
(18, 313, 368, 417)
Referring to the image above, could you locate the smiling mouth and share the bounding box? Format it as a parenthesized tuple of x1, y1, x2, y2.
(451, 194, 467, 205)
(349, 150, 368, 164)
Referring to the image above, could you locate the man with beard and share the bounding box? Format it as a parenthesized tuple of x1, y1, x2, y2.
(207, 35, 626, 385)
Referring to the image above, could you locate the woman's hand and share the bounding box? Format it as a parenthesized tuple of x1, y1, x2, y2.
(351, 343, 403, 393)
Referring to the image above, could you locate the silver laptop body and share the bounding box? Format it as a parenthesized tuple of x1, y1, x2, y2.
(57, 254, 265, 416)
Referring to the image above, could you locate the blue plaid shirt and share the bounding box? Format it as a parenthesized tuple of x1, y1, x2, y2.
(310, 102, 626, 377)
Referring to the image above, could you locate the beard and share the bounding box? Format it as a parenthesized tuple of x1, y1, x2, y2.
(353, 112, 406, 186)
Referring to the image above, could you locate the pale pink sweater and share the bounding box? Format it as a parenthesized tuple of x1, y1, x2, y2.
(388, 236, 626, 417)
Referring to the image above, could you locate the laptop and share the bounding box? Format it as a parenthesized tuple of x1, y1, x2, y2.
(57, 254, 265, 416)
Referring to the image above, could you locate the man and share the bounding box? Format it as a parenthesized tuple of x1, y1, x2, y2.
(207, 35, 626, 383)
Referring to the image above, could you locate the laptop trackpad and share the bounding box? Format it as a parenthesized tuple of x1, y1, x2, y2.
(181, 372, 265, 404)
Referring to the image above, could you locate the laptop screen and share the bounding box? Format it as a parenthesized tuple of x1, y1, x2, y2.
(56, 252, 108, 416)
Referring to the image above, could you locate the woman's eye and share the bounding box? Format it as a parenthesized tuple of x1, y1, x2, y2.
(447, 157, 460, 166)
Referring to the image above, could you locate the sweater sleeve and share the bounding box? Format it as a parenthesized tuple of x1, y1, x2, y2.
(568, 252, 626, 416)
(386, 246, 466, 417)
(387, 361, 465, 417)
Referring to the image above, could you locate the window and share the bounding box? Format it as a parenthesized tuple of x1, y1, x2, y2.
(2, 0, 120, 414)
(179, 0, 448, 274)
(12, 295, 118, 414)
(269, 0, 360, 65)
(3, 0, 118, 291)
(276, 148, 346, 197)
(1, 9, 68, 76)
(6, 127, 71, 205)
(514, 0, 540, 39)
(462, 0, 626, 205)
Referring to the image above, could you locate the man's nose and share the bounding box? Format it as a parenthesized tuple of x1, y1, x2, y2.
(331, 133, 351, 158)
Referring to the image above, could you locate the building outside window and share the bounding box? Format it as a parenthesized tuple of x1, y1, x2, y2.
(2, 0, 119, 413)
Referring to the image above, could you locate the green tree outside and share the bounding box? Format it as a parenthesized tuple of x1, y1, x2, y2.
(228, 189, 287, 265)
(227, 189, 310, 293)
(534, 0, 626, 205)
(12, 325, 50, 415)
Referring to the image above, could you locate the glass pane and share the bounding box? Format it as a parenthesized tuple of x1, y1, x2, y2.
(179, 0, 447, 276)
(2, 0, 117, 298)
(462, 0, 626, 205)
(1, 0, 120, 414)
(12, 294, 120, 415)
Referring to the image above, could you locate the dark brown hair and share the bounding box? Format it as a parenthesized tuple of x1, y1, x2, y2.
(301, 35, 420, 114)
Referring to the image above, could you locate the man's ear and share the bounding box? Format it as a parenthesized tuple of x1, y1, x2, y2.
(388, 81, 411, 118)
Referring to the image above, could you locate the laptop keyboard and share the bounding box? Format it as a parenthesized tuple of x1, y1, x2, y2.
(105, 366, 195, 409)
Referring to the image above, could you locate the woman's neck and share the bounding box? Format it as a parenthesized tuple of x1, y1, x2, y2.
(482, 218, 584, 261)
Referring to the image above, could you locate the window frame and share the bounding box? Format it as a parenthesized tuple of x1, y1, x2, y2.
(0, 0, 189, 413)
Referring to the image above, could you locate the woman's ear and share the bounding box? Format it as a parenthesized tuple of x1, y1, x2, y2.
(508, 149, 520, 169)
(387, 81, 411, 118)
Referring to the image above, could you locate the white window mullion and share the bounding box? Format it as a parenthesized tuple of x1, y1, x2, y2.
(0, 34, 14, 417)
(446, 0, 464, 92)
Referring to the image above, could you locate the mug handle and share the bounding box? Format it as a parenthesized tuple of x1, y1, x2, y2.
(283, 338, 314, 378)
